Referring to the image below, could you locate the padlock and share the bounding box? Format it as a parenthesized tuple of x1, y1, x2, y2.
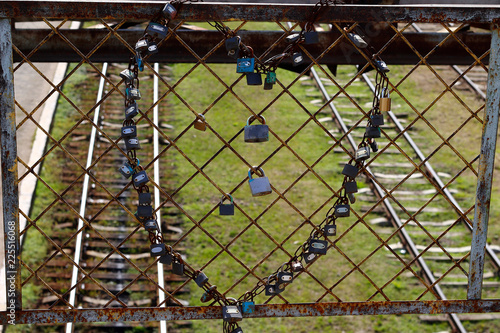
(135, 212, 147, 223)
(303, 252, 317, 264)
(135, 39, 149, 53)
(244, 116, 269, 143)
(146, 22, 168, 40)
(304, 31, 319, 44)
(230, 327, 243, 333)
(379, 88, 391, 112)
(347, 32, 368, 49)
(163, 2, 177, 20)
(136, 56, 144, 72)
(263, 81, 274, 90)
(241, 293, 255, 314)
(137, 204, 153, 218)
(324, 223, 337, 237)
(159, 252, 172, 265)
(285, 33, 301, 44)
(201, 285, 217, 303)
(121, 125, 136, 139)
(375, 59, 390, 73)
(308, 236, 328, 255)
(222, 305, 242, 323)
(265, 283, 278, 296)
(150, 243, 166, 257)
(225, 36, 241, 59)
(172, 258, 184, 275)
(292, 52, 304, 67)
(248, 167, 272, 197)
(291, 260, 304, 272)
(125, 137, 141, 151)
(348, 192, 356, 204)
(334, 204, 350, 218)
(139, 192, 152, 205)
(194, 113, 206, 131)
(144, 219, 158, 232)
(236, 57, 255, 73)
(124, 102, 139, 120)
(342, 164, 359, 179)
(118, 162, 134, 178)
(355, 145, 370, 162)
(126, 87, 141, 100)
(277, 268, 293, 285)
(219, 194, 235, 216)
(194, 271, 209, 287)
(265, 72, 276, 84)
(246, 72, 262, 86)
(146, 42, 159, 55)
(344, 180, 358, 193)
(133, 170, 149, 187)
(120, 69, 135, 83)
(365, 126, 381, 138)
(369, 140, 379, 153)
(370, 113, 384, 126)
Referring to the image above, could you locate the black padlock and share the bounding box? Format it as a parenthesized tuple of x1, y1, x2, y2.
(263, 81, 274, 90)
(222, 305, 243, 323)
(163, 2, 177, 20)
(125, 137, 141, 151)
(225, 36, 241, 59)
(365, 126, 381, 138)
(303, 252, 317, 264)
(146, 22, 168, 40)
(277, 271, 293, 285)
(121, 125, 136, 139)
(355, 145, 370, 162)
(369, 140, 379, 153)
(308, 237, 328, 255)
(125, 102, 139, 120)
(195, 271, 209, 287)
(118, 162, 134, 178)
(370, 113, 384, 126)
(219, 194, 235, 216)
(292, 52, 304, 67)
(159, 253, 172, 265)
(133, 170, 149, 187)
(246, 72, 262, 86)
(150, 243, 166, 257)
(137, 204, 153, 218)
(348, 192, 356, 204)
(135, 212, 147, 223)
(120, 69, 135, 83)
(144, 219, 158, 232)
(344, 180, 358, 193)
(139, 192, 152, 205)
(172, 259, 184, 275)
(244, 115, 269, 143)
(265, 283, 278, 296)
(304, 31, 319, 44)
(146, 42, 159, 55)
(342, 164, 359, 179)
(324, 223, 337, 237)
(334, 204, 350, 218)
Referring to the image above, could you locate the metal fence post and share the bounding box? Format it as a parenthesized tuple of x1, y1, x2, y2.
(0, 17, 21, 313)
(467, 25, 500, 300)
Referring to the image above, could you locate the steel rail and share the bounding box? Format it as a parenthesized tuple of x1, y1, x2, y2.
(308, 66, 466, 333)
(65, 62, 108, 333)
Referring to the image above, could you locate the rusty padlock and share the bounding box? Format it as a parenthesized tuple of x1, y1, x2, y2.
(244, 115, 268, 143)
(194, 113, 206, 131)
(248, 167, 272, 197)
(379, 88, 391, 112)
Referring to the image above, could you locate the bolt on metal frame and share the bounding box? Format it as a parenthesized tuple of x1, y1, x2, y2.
(1, 1, 500, 326)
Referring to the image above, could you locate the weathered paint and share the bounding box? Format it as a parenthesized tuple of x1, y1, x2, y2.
(468, 26, 500, 300)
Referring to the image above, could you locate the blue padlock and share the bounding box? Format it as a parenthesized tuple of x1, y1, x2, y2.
(241, 292, 255, 314)
(236, 57, 255, 73)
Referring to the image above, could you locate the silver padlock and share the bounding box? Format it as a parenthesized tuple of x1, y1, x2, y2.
(375, 59, 390, 73)
(135, 39, 149, 53)
(120, 69, 135, 83)
(244, 115, 269, 143)
(248, 167, 272, 197)
(355, 145, 370, 162)
(118, 162, 134, 178)
(126, 87, 141, 100)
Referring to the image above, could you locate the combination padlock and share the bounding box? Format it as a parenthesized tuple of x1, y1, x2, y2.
(150, 243, 166, 257)
(159, 253, 172, 265)
(379, 88, 391, 112)
(118, 162, 134, 178)
(355, 145, 370, 162)
(124, 102, 139, 120)
(222, 305, 243, 323)
(370, 113, 384, 126)
(369, 139, 379, 153)
(125, 137, 141, 151)
(308, 236, 328, 255)
(334, 204, 350, 218)
(236, 57, 255, 73)
(172, 258, 184, 275)
(194, 113, 206, 131)
(144, 219, 158, 232)
(135, 39, 149, 53)
(285, 33, 301, 44)
(248, 167, 272, 197)
(126, 87, 141, 100)
(219, 194, 235, 216)
(225, 36, 241, 59)
(121, 125, 136, 139)
(375, 59, 390, 73)
(344, 180, 358, 193)
(246, 72, 262, 86)
(133, 170, 149, 188)
(365, 126, 381, 138)
(292, 52, 304, 67)
(241, 292, 255, 314)
(146, 22, 168, 40)
(244, 115, 269, 143)
(291, 260, 304, 272)
(324, 223, 336, 237)
(303, 252, 317, 264)
(120, 69, 135, 83)
(304, 31, 319, 44)
(342, 164, 359, 179)
(194, 271, 209, 287)
(163, 2, 177, 19)
(137, 204, 153, 218)
(139, 192, 152, 205)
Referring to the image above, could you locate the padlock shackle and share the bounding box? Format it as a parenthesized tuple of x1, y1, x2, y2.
(220, 193, 234, 204)
(248, 166, 265, 180)
(380, 87, 390, 98)
(246, 114, 266, 126)
(197, 113, 205, 121)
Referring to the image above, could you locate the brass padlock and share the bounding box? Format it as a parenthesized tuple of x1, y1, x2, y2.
(379, 88, 391, 112)
(248, 167, 272, 197)
(244, 115, 269, 143)
(194, 113, 206, 131)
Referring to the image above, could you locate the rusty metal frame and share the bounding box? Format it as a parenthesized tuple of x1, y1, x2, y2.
(1, 1, 500, 327)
